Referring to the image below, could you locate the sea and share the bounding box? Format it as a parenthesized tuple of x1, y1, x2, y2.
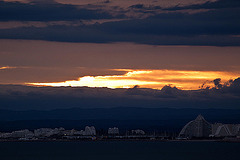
(0, 141, 239, 160)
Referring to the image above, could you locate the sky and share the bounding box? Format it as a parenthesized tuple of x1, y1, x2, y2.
(0, 0, 240, 110)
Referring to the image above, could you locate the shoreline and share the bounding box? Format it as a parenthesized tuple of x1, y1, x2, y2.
(0, 139, 239, 143)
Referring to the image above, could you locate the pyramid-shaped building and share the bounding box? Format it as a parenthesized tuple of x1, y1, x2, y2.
(179, 115, 212, 138)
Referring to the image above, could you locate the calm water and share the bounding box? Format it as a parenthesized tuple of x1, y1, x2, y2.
(0, 141, 239, 160)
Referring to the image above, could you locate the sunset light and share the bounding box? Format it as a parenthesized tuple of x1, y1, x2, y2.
(1, 0, 240, 155)
(0, 66, 16, 70)
(28, 69, 240, 90)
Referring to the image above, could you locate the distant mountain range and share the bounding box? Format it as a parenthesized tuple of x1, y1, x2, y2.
(1, 107, 240, 132)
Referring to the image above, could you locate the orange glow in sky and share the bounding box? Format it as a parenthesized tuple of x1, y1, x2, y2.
(0, 66, 16, 70)
(28, 69, 240, 90)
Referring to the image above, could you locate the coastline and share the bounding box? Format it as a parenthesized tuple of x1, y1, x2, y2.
(0, 138, 239, 143)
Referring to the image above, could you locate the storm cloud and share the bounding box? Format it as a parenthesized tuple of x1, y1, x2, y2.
(0, 0, 115, 21)
(0, 0, 240, 46)
(0, 77, 240, 110)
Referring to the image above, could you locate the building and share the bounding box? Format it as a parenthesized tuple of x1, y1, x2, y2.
(179, 115, 212, 138)
(83, 126, 96, 136)
(108, 127, 119, 135)
(34, 128, 65, 137)
(211, 123, 240, 137)
(179, 115, 240, 138)
(0, 129, 34, 139)
(131, 129, 145, 135)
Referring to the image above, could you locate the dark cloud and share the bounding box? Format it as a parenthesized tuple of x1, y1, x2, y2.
(0, 77, 240, 110)
(165, 0, 240, 11)
(0, 3, 239, 46)
(213, 78, 222, 89)
(129, 4, 145, 9)
(0, 1, 114, 21)
(220, 78, 240, 95)
(100, 9, 240, 36)
(128, 3, 163, 11)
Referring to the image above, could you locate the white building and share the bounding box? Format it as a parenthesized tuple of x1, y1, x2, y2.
(212, 123, 240, 137)
(131, 129, 145, 135)
(83, 126, 96, 136)
(34, 128, 65, 137)
(179, 115, 240, 138)
(0, 129, 34, 138)
(108, 127, 119, 135)
(179, 115, 212, 138)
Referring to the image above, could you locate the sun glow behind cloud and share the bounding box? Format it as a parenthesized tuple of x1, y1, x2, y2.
(0, 66, 16, 70)
(28, 69, 240, 90)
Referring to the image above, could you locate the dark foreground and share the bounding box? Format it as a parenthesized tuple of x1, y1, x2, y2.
(0, 141, 239, 160)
